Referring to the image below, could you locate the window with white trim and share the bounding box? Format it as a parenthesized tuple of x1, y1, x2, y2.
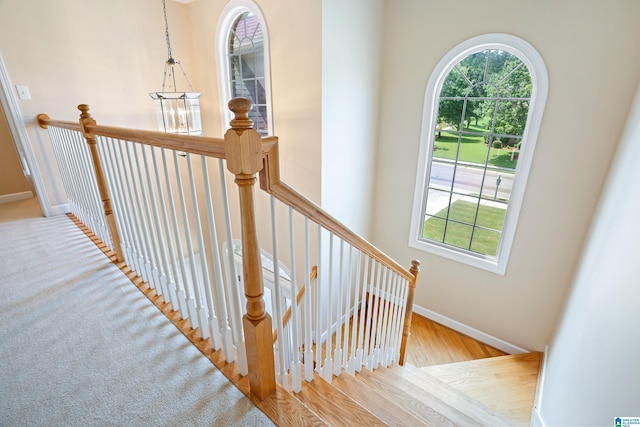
(409, 34, 547, 274)
(217, 0, 272, 136)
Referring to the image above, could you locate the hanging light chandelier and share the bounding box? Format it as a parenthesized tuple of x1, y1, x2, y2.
(149, 0, 202, 135)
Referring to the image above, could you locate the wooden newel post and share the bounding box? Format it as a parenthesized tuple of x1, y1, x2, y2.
(399, 259, 420, 365)
(78, 104, 124, 263)
(224, 98, 276, 400)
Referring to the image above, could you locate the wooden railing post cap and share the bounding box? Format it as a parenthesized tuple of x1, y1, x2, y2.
(228, 97, 253, 130)
(410, 259, 421, 274)
(37, 114, 50, 129)
(78, 104, 92, 119)
(77, 104, 96, 138)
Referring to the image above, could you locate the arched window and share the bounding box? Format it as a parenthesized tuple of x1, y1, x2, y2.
(409, 34, 547, 274)
(217, 0, 272, 136)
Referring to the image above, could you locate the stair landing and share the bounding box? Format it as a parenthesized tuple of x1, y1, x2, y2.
(422, 352, 543, 426)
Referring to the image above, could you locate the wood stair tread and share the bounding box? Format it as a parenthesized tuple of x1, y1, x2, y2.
(422, 352, 541, 373)
(384, 363, 518, 426)
(330, 370, 431, 427)
(292, 372, 388, 426)
(352, 366, 486, 426)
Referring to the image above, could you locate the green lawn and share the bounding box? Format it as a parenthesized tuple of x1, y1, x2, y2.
(434, 124, 518, 169)
(422, 200, 506, 256)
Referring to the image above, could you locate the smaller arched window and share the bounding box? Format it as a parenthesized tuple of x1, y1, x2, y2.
(217, 0, 272, 136)
(409, 34, 547, 274)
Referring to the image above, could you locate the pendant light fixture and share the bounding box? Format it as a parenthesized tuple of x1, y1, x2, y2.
(149, 0, 202, 135)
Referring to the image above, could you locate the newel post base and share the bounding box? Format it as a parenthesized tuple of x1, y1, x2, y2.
(243, 314, 276, 400)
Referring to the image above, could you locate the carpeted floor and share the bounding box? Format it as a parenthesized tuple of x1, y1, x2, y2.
(0, 210, 273, 427)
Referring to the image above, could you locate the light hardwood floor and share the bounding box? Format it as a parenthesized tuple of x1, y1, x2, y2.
(424, 352, 542, 426)
(0, 197, 42, 222)
(405, 312, 507, 367)
(406, 313, 541, 426)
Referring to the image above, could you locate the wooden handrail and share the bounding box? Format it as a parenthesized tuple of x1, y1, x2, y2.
(38, 114, 227, 159)
(272, 266, 318, 343)
(37, 115, 82, 132)
(258, 141, 413, 282)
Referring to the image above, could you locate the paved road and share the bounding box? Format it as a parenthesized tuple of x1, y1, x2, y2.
(430, 162, 513, 201)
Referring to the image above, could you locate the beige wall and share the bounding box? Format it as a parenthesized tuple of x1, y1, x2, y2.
(0, 0, 193, 208)
(371, 0, 640, 351)
(186, 0, 322, 204)
(321, 0, 383, 238)
(0, 101, 30, 196)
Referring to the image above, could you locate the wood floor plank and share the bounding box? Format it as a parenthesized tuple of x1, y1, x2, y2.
(406, 314, 508, 367)
(406, 314, 457, 366)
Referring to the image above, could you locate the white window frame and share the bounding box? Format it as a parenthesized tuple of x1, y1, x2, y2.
(216, 0, 273, 135)
(409, 34, 548, 275)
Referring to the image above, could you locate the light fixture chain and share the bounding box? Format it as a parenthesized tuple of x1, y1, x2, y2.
(162, 0, 173, 61)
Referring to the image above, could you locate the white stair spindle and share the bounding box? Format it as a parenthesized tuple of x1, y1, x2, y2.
(133, 143, 166, 298)
(303, 217, 314, 382)
(333, 238, 344, 376)
(161, 148, 193, 321)
(288, 206, 302, 392)
(186, 154, 220, 343)
(270, 195, 288, 389)
(202, 157, 232, 356)
(348, 250, 362, 375)
(219, 159, 247, 375)
(172, 152, 202, 330)
(323, 232, 334, 383)
(140, 144, 173, 305)
(148, 146, 180, 308)
(315, 224, 322, 377)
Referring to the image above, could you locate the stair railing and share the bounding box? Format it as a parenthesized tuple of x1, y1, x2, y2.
(37, 98, 419, 401)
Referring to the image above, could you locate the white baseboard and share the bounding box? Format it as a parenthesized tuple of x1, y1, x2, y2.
(531, 408, 547, 427)
(412, 304, 529, 354)
(50, 203, 70, 216)
(0, 190, 33, 204)
(530, 345, 548, 427)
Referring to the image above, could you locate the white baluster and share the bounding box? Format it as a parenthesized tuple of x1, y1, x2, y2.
(323, 232, 334, 383)
(172, 152, 202, 330)
(146, 145, 180, 308)
(347, 250, 362, 375)
(356, 254, 370, 372)
(315, 224, 323, 377)
(132, 143, 165, 298)
(202, 157, 231, 355)
(333, 238, 344, 376)
(270, 195, 288, 389)
(288, 206, 302, 392)
(303, 217, 314, 382)
(161, 148, 193, 321)
(219, 159, 247, 375)
(139, 144, 173, 305)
